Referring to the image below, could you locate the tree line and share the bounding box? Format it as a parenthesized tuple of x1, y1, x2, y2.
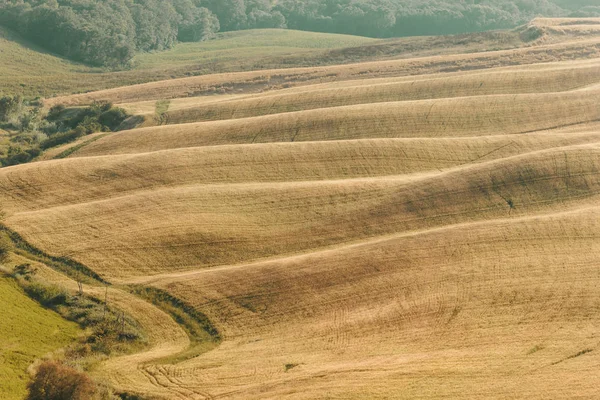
(0, 0, 596, 67)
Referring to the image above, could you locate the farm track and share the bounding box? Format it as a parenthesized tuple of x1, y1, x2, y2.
(4, 17, 600, 398)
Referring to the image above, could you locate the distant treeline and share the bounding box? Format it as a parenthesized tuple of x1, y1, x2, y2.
(0, 0, 597, 67)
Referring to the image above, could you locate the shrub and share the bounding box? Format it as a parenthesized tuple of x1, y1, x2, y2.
(40, 129, 85, 150)
(0, 95, 23, 122)
(520, 26, 544, 42)
(1, 145, 41, 166)
(46, 103, 128, 137)
(87, 321, 120, 355)
(18, 108, 41, 132)
(11, 132, 38, 145)
(78, 116, 104, 134)
(23, 282, 69, 307)
(39, 120, 59, 135)
(98, 107, 128, 131)
(26, 361, 96, 400)
(46, 105, 66, 122)
(90, 101, 113, 114)
(13, 263, 37, 278)
(0, 234, 11, 264)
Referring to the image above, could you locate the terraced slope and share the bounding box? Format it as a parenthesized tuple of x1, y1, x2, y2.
(3, 18, 600, 399)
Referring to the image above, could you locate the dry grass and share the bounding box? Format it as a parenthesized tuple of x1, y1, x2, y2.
(119, 60, 600, 124)
(72, 86, 600, 157)
(3, 19, 600, 399)
(144, 205, 600, 399)
(46, 25, 600, 108)
(1, 131, 599, 213)
(6, 144, 600, 281)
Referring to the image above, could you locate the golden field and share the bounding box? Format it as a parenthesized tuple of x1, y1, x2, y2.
(3, 18, 600, 399)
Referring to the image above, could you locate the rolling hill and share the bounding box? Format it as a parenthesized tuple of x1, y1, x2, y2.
(3, 17, 600, 399)
(0, 26, 376, 98)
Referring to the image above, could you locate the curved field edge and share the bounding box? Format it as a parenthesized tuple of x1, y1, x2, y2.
(0, 224, 222, 399)
(127, 286, 221, 364)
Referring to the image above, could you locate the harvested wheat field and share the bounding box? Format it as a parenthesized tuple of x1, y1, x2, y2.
(4, 17, 600, 399)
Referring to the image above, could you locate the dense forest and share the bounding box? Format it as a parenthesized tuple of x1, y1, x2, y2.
(0, 0, 597, 67)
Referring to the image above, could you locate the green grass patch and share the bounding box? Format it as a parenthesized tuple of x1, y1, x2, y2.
(134, 29, 376, 70)
(0, 276, 81, 400)
(8, 266, 147, 361)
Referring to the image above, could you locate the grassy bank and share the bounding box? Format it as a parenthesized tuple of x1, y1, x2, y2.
(0, 276, 81, 400)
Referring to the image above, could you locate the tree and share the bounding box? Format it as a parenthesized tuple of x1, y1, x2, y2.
(247, 9, 286, 29)
(0, 0, 591, 68)
(177, 6, 220, 42)
(205, 0, 247, 31)
(130, 0, 179, 51)
(570, 6, 600, 17)
(245, 0, 286, 29)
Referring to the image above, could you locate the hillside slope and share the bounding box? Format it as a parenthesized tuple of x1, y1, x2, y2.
(0, 26, 376, 97)
(2, 17, 595, 98)
(2, 17, 600, 399)
(0, 276, 80, 400)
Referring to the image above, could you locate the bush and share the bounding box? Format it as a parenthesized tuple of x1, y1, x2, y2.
(18, 108, 41, 132)
(0, 234, 11, 264)
(1, 146, 41, 166)
(13, 263, 37, 279)
(46, 105, 66, 122)
(520, 25, 544, 42)
(40, 129, 85, 150)
(98, 107, 128, 131)
(64, 296, 106, 327)
(48, 103, 128, 135)
(78, 116, 104, 134)
(0, 95, 23, 122)
(26, 361, 96, 400)
(23, 282, 69, 307)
